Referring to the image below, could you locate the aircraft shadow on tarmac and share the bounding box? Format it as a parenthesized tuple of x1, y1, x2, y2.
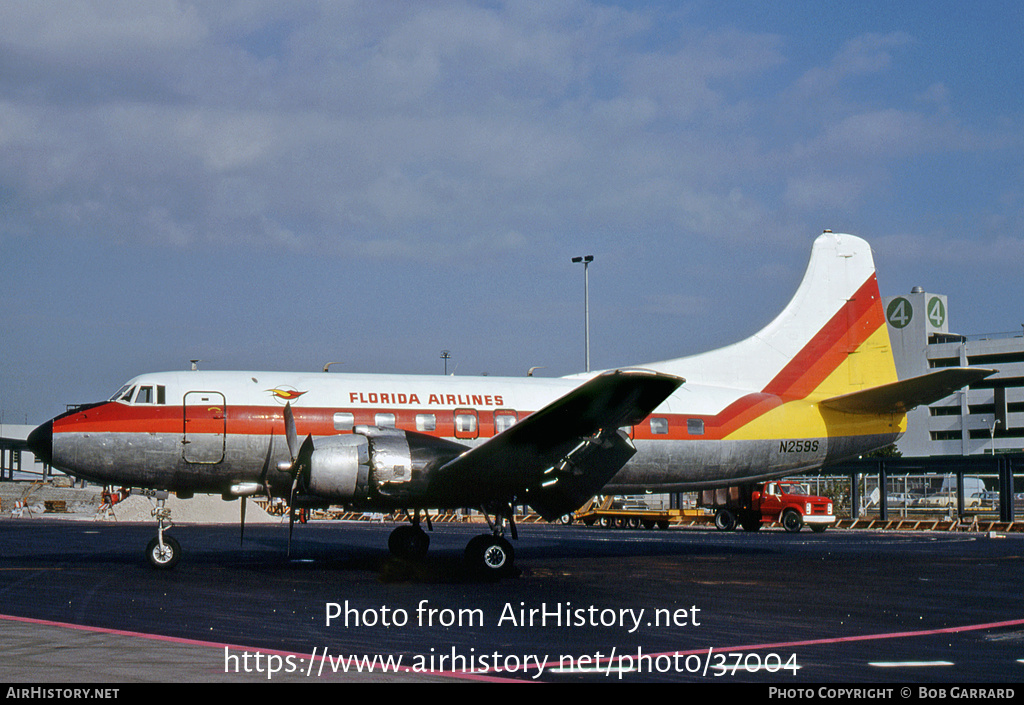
(2, 521, 775, 585)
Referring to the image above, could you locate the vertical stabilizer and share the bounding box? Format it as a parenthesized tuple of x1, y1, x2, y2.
(644, 232, 897, 398)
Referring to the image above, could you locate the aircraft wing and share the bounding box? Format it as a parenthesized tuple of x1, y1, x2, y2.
(820, 368, 996, 415)
(431, 369, 684, 520)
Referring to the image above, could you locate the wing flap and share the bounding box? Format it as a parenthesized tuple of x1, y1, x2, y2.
(820, 368, 996, 415)
(431, 369, 684, 519)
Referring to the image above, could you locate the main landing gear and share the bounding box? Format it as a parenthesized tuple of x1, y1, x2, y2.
(465, 504, 517, 580)
(388, 510, 431, 560)
(145, 491, 181, 569)
(387, 505, 518, 580)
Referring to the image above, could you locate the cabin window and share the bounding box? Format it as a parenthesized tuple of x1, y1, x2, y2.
(455, 413, 477, 434)
(375, 413, 396, 428)
(333, 412, 355, 431)
(687, 418, 705, 436)
(494, 412, 517, 434)
(135, 386, 153, 404)
(454, 410, 479, 439)
(416, 414, 436, 432)
(650, 417, 668, 435)
(157, 386, 166, 404)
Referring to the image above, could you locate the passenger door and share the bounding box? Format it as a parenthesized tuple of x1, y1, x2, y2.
(182, 391, 226, 464)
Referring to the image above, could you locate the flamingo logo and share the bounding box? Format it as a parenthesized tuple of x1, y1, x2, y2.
(267, 387, 307, 403)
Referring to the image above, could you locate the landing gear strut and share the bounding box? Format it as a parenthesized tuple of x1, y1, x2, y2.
(145, 491, 181, 569)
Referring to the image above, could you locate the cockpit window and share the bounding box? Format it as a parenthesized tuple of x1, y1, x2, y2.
(111, 383, 166, 404)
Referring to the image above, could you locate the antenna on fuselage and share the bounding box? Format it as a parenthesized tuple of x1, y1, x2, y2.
(323, 362, 343, 372)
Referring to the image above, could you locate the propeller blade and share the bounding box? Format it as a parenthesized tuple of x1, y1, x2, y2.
(280, 404, 313, 559)
(284, 402, 299, 462)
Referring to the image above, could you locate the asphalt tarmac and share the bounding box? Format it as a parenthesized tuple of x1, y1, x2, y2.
(1, 518, 1023, 685)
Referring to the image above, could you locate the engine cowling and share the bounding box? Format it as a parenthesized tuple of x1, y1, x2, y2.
(301, 426, 467, 502)
(306, 434, 370, 499)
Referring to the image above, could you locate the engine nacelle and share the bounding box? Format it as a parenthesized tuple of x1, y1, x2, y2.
(306, 434, 370, 499)
(302, 426, 466, 502)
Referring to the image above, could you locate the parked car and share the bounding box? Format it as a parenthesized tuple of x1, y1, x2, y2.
(886, 492, 912, 507)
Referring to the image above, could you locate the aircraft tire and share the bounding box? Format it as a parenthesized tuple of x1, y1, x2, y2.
(714, 508, 737, 531)
(781, 509, 804, 533)
(388, 525, 430, 560)
(465, 535, 515, 579)
(810, 524, 827, 533)
(146, 536, 181, 570)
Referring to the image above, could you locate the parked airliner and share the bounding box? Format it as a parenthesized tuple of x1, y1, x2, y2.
(26, 232, 990, 577)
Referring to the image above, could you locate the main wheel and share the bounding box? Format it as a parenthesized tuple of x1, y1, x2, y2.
(388, 525, 430, 559)
(781, 509, 804, 533)
(146, 535, 181, 570)
(465, 535, 515, 579)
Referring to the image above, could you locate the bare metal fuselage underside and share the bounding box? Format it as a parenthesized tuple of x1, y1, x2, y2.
(52, 425, 897, 508)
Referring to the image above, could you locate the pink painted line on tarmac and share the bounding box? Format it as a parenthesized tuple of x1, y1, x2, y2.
(659, 617, 1024, 657)
(452, 616, 1024, 678)
(6, 612, 1023, 681)
(0, 612, 256, 653)
(0, 612, 518, 682)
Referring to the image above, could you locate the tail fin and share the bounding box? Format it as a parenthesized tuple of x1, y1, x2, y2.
(646, 232, 898, 399)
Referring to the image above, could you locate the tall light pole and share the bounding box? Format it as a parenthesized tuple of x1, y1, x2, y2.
(571, 255, 593, 372)
(440, 350, 451, 375)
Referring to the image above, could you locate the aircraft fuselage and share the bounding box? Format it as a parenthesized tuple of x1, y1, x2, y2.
(31, 368, 901, 509)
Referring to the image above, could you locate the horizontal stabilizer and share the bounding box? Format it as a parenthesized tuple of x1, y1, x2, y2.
(0, 437, 29, 451)
(820, 368, 996, 415)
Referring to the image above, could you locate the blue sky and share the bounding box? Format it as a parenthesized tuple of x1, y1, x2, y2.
(2, 1, 1023, 424)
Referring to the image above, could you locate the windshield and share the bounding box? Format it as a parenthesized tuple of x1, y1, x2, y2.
(110, 384, 135, 403)
(779, 483, 808, 495)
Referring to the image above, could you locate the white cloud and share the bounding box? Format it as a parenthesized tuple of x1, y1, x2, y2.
(0, 2, 1018, 269)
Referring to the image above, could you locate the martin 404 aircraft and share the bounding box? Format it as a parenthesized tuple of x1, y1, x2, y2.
(27, 232, 990, 577)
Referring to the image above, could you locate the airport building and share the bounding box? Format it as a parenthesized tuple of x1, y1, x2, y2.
(0, 424, 48, 480)
(885, 288, 1024, 457)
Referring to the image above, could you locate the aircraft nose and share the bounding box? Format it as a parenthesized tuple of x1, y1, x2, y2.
(27, 420, 53, 466)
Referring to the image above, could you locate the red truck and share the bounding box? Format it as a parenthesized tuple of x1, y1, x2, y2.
(700, 481, 835, 533)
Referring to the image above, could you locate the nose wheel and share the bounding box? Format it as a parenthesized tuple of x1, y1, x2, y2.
(145, 491, 181, 569)
(146, 534, 181, 569)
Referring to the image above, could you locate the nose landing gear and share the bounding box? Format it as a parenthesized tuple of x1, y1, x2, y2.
(145, 491, 181, 569)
